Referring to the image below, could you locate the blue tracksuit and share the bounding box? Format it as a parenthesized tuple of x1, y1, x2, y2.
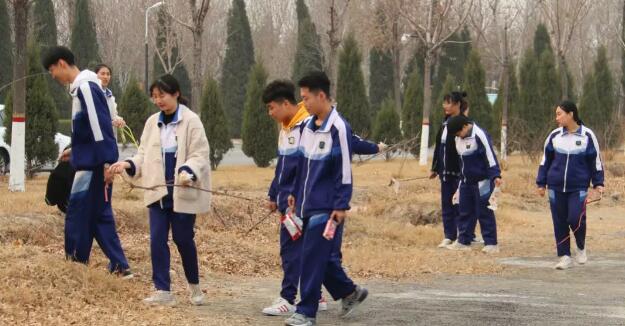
(65, 70, 129, 272)
(536, 126, 604, 256)
(432, 119, 462, 241)
(455, 124, 501, 246)
(268, 111, 379, 304)
(126, 107, 199, 290)
(291, 108, 357, 318)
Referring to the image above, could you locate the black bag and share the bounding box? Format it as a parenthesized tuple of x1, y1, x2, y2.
(45, 160, 75, 213)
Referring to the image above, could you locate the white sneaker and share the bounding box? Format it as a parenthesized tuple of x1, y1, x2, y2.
(189, 283, 205, 306)
(318, 296, 328, 311)
(554, 255, 573, 270)
(471, 236, 484, 245)
(262, 297, 295, 316)
(445, 241, 471, 251)
(575, 247, 588, 265)
(437, 238, 453, 248)
(143, 290, 176, 306)
(482, 245, 500, 254)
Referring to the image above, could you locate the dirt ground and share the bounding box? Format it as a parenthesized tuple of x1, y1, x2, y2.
(1, 154, 624, 325)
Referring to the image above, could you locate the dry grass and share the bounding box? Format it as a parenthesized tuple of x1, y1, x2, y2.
(1, 153, 624, 324)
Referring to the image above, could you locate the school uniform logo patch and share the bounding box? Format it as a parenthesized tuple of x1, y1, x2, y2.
(319, 141, 326, 149)
(576, 140, 582, 146)
(288, 137, 295, 145)
(466, 144, 471, 149)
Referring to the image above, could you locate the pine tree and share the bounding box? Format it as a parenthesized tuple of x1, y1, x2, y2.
(536, 49, 561, 127)
(70, 0, 100, 69)
(369, 46, 394, 115)
(580, 46, 616, 147)
(462, 50, 493, 134)
(0, 0, 13, 102)
(431, 74, 457, 145)
(336, 34, 371, 137)
(401, 66, 424, 156)
(221, 0, 255, 138)
(33, 0, 72, 119)
(118, 77, 154, 141)
(4, 42, 58, 176)
(153, 8, 192, 103)
(372, 97, 401, 149)
(292, 0, 324, 87)
(438, 26, 472, 88)
(241, 62, 277, 167)
(200, 77, 233, 170)
(533, 23, 552, 57)
(492, 62, 519, 143)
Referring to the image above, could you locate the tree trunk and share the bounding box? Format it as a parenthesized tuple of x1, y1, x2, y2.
(392, 20, 402, 116)
(9, 0, 29, 192)
(328, 45, 338, 98)
(418, 51, 433, 166)
(558, 52, 568, 100)
(191, 28, 202, 112)
(501, 26, 510, 161)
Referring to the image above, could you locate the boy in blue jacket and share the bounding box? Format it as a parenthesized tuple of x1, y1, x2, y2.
(445, 115, 502, 254)
(262, 80, 379, 317)
(42, 46, 131, 276)
(284, 72, 368, 326)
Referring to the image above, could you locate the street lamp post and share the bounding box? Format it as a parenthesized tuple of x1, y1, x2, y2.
(145, 1, 165, 93)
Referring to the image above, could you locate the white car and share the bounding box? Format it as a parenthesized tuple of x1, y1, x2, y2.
(0, 105, 71, 174)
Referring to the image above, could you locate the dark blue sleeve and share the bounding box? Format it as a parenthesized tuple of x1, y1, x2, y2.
(351, 134, 379, 155)
(125, 160, 136, 176)
(268, 155, 282, 201)
(536, 134, 555, 187)
(177, 166, 197, 181)
(477, 130, 501, 181)
(586, 132, 604, 188)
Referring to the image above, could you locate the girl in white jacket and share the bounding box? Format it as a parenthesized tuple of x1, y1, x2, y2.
(110, 74, 211, 306)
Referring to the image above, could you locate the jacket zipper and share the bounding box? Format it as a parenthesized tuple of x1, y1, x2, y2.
(276, 154, 286, 207)
(563, 152, 570, 192)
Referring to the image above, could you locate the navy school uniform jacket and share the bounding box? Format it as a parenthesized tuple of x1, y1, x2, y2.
(536, 126, 604, 193)
(454, 124, 501, 185)
(268, 117, 378, 213)
(291, 109, 353, 218)
(431, 118, 462, 180)
(69, 70, 118, 170)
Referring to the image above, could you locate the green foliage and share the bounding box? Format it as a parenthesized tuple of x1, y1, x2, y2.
(118, 77, 155, 142)
(462, 50, 493, 133)
(70, 0, 101, 69)
(199, 77, 233, 170)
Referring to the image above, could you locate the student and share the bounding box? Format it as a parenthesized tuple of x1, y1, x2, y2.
(41, 46, 132, 277)
(445, 115, 502, 254)
(430, 91, 468, 248)
(94, 64, 125, 130)
(536, 100, 604, 270)
(284, 72, 368, 326)
(261, 80, 381, 317)
(109, 74, 210, 305)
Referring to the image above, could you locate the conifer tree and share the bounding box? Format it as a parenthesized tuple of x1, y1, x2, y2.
(200, 77, 233, 170)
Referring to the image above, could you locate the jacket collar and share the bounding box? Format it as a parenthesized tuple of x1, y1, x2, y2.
(157, 104, 184, 127)
(306, 106, 338, 133)
(69, 70, 101, 96)
(561, 125, 583, 136)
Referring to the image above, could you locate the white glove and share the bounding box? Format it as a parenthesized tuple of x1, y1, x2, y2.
(452, 189, 460, 205)
(378, 142, 388, 152)
(179, 170, 195, 186)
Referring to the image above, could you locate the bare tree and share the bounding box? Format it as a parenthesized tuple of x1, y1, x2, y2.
(325, 0, 350, 96)
(8, 0, 31, 191)
(470, 0, 523, 161)
(400, 0, 474, 166)
(169, 0, 211, 112)
(539, 0, 592, 100)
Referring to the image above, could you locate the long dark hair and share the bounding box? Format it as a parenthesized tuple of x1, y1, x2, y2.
(94, 63, 112, 75)
(443, 91, 468, 115)
(149, 74, 189, 106)
(558, 100, 583, 125)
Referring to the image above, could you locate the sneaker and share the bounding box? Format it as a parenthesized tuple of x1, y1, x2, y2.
(482, 245, 500, 254)
(437, 238, 453, 248)
(554, 255, 573, 270)
(263, 297, 295, 316)
(284, 313, 316, 326)
(340, 285, 368, 318)
(143, 290, 176, 306)
(318, 296, 328, 311)
(471, 236, 484, 245)
(575, 247, 587, 265)
(189, 283, 205, 306)
(445, 241, 471, 251)
(114, 269, 134, 280)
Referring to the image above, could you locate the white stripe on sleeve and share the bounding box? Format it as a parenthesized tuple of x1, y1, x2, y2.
(79, 83, 104, 142)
